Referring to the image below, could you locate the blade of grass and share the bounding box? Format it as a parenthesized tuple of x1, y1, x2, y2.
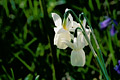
(95, 0, 101, 10)
(1, 65, 12, 80)
(14, 51, 34, 72)
(24, 37, 37, 47)
(35, 75, 40, 80)
(88, 0, 94, 11)
(10, 68, 15, 80)
(107, 30, 117, 66)
(2, 0, 9, 16)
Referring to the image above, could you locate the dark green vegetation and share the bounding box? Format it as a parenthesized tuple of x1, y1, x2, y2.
(0, 0, 120, 80)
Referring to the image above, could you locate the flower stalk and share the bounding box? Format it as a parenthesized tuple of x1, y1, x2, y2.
(80, 13, 109, 80)
(63, 9, 109, 80)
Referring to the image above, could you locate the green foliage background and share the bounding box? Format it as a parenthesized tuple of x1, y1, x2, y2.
(0, 0, 120, 80)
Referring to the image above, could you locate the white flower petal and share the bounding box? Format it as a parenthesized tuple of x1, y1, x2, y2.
(70, 34, 74, 40)
(65, 8, 70, 12)
(73, 38, 78, 49)
(65, 14, 73, 30)
(84, 27, 91, 46)
(81, 34, 88, 47)
(54, 27, 61, 33)
(68, 14, 73, 22)
(83, 18, 86, 28)
(77, 32, 86, 49)
(51, 13, 62, 27)
(61, 38, 74, 49)
(71, 49, 85, 66)
(82, 18, 91, 46)
(73, 21, 80, 27)
(54, 30, 71, 49)
(69, 21, 80, 32)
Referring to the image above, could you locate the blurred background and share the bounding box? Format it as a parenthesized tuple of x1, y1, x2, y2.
(0, 0, 120, 80)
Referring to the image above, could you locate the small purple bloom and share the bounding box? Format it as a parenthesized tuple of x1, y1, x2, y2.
(100, 18, 111, 29)
(99, 17, 118, 36)
(110, 24, 117, 36)
(110, 20, 118, 36)
(113, 20, 118, 26)
(114, 60, 120, 74)
(118, 60, 120, 64)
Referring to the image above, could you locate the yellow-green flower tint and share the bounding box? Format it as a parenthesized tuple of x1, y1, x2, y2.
(63, 24, 67, 30)
(63, 19, 67, 30)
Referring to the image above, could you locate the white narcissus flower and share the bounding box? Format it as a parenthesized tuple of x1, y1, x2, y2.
(62, 32, 86, 66)
(51, 11, 73, 49)
(52, 8, 91, 66)
(62, 18, 91, 66)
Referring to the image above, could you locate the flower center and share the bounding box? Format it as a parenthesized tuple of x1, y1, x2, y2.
(63, 25, 67, 30)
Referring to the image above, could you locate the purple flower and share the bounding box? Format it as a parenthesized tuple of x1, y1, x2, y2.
(118, 60, 120, 64)
(110, 20, 118, 36)
(110, 24, 117, 36)
(100, 18, 111, 29)
(114, 60, 120, 74)
(100, 17, 118, 36)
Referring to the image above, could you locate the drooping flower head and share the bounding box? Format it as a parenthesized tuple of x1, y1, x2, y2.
(114, 60, 120, 74)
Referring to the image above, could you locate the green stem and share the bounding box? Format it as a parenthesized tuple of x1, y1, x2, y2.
(80, 12, 109, 80)
(63, 9, 109, 80)
(10, 68, 15, 80)
(75, 27, 108, 80)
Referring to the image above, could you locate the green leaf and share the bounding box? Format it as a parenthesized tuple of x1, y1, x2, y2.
(23, 24, 28, 40)
(14, 51, 34, 72)
(10, 0, 16, 11)
(28, 0, 33, 10)
(107, 30, 117, 66)
(36, 43, 44, 57)
(88, 0, 94, 11)
(113, 9, 116, 19)
(1, 65, 12, 80)
(95, 0, 101, 10)
(19, 0, 27, 9)
(27, 16, 34, 24)
(35, 75, 40, 80)
(24, 74, 33, 80)
(39, 0, 44, 17)
(33, 0, 39, 18)
(10, 68, 15, 80)
(2, 0, 9, 16)
(24, 38, 37, 47)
